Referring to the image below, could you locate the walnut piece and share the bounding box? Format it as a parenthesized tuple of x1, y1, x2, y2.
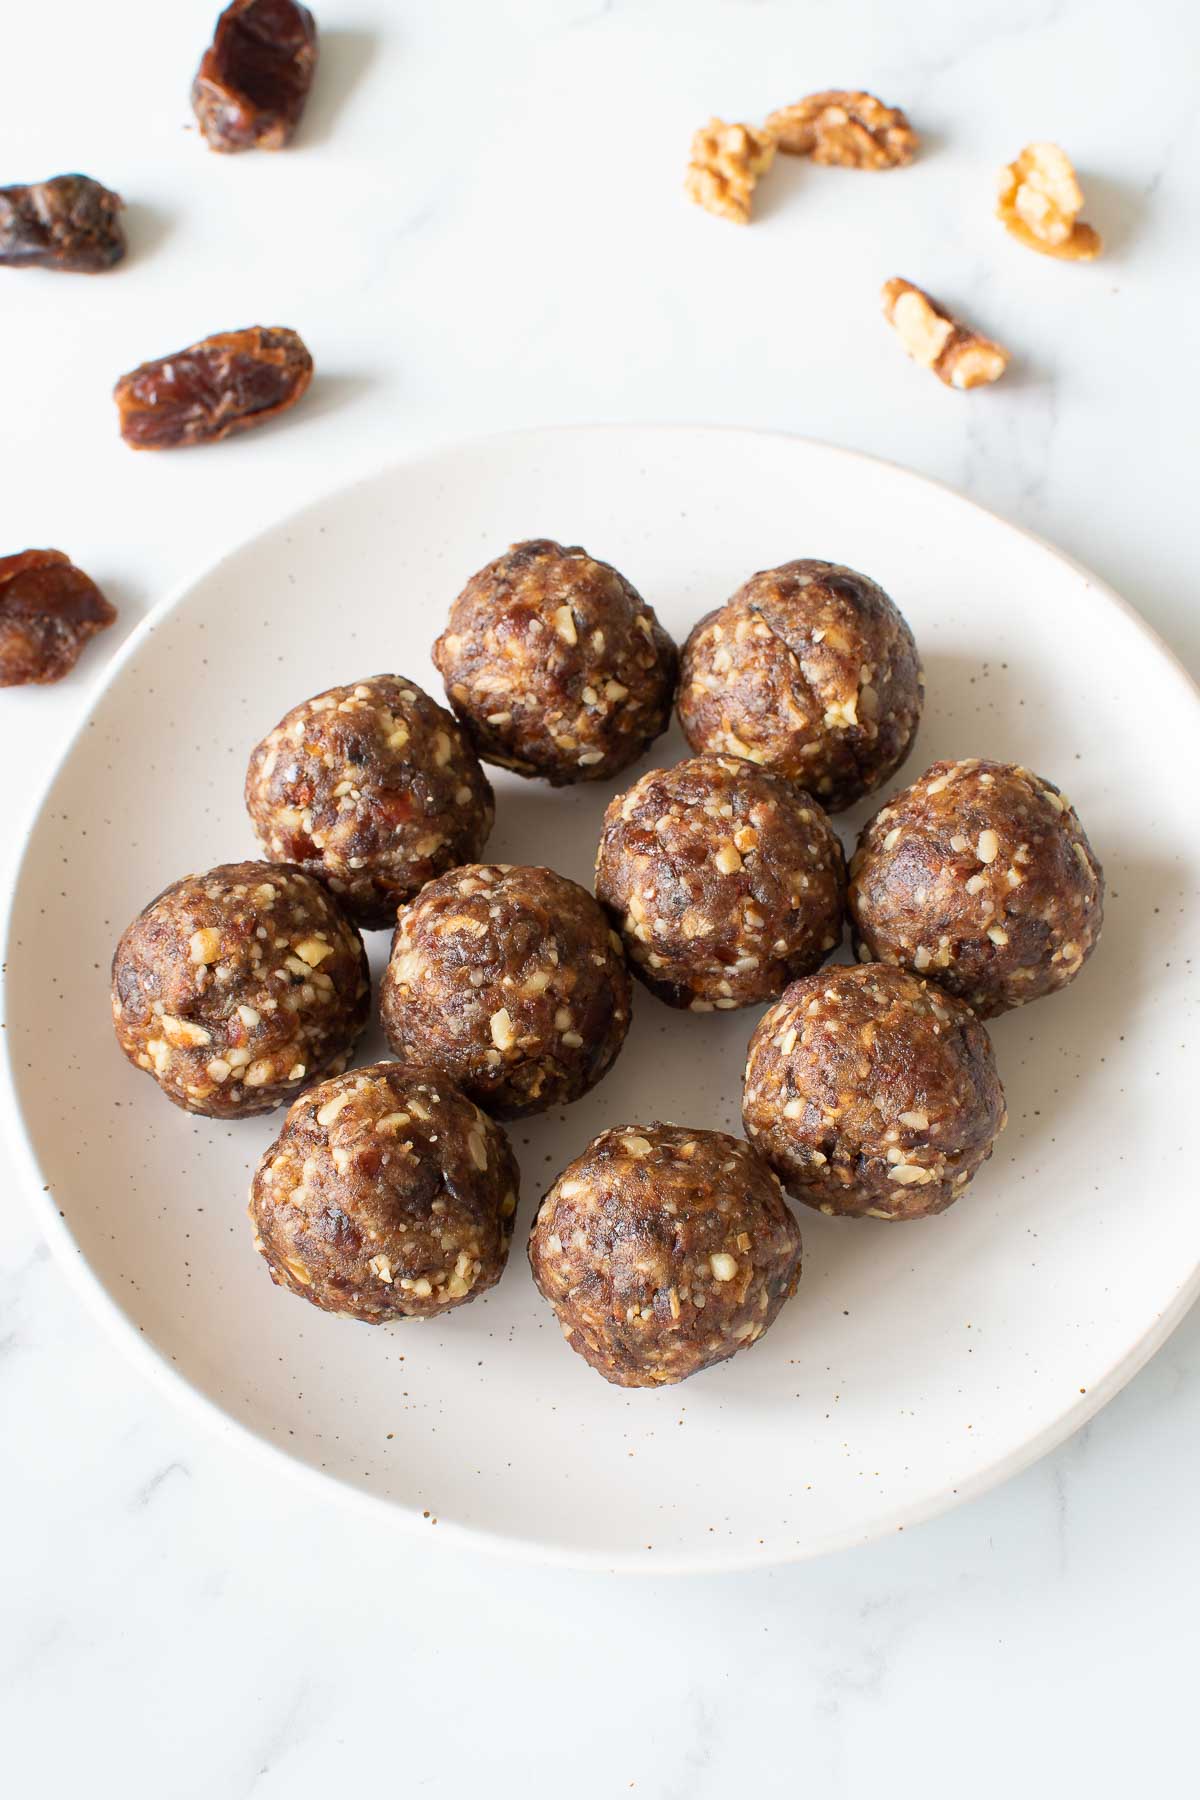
(997, 143, 1102, 261)
(685, 118, 776, 224)
(881, 278, 1009, 391)
(765, 90, 917, 169)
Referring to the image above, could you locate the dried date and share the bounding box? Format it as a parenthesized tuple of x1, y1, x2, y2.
(0, 550, 117, 687)
(0, 174, 125, 272)
(192, 0, 319, 152)
(114, 326, 314, 449)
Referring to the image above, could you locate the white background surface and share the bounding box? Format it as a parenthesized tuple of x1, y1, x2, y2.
(2, 1, 1196, 1793)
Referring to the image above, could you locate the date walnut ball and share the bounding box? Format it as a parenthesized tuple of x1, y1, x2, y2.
(849, 758, 1104, 1017)
(249, 1063, 519, 1323)
(433, 539, 678, 785)
(678, 559, 922, 811)
(380, 864, 632, 1118)
(111, 862, 369, 1118)
(245, 674, 494, 929)
(743, 964, 1005, 1220)
(595, 754, 846, 1011)
(529, 1124, 803, 1387)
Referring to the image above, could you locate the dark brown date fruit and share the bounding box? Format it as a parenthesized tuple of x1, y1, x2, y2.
(192, 0, 319, 152)
(0, 550, 117, 687)
(114, 326, 314, 450)
(0, 174, 125, 272)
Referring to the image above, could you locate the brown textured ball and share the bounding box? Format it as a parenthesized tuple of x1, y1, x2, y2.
(249, 1063, 519, 1322)
(379, 863, 632, 1118)
(432, 538, 678, 784)
(678, 559, 922, 810)
(111, 861, 369, 1118)
(848, 758, 1104, 1017)
(595, 754, 846, 1011)
(245, 674, 494, 930)
(529, 1123, 802, 1387)
(743, 964, 1005, 1220)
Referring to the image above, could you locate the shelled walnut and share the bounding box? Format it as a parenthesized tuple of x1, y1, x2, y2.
(766, 90, 917, 169)
(685, 118, 777, 223)
(997, 143, 1102, 261)
(881, 278, 1009, 390)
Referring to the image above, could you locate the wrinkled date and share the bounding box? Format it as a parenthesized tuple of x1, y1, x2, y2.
(192, 0, 319, 152)
(0, 550, 117, 687)
(114, 326, 314, 449)
(0, 174, 125, 272)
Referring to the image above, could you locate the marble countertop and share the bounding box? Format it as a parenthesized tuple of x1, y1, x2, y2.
(2, 2, 1196, 1794)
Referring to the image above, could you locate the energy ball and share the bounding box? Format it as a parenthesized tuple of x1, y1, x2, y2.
(249, 1063, 519, 1322)
(111, 862, 369, 1118)
(743, 964, 1005, 1221)
(678, 559, 922, 810)
(529, 1123, 802, 1387)
(595, 753, 846, 1011)
(848, 758, 1104, 1017)
(380, 863, 632, 1118)
(245, 674, 493, 930)
(432, 538, 678, 785)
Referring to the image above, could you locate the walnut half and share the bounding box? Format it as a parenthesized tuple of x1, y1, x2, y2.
(881, 279, 1009, 391)
(997, 143, 1102, 261)
(685, 118, 777, 224)
(765, 90, 917, 169)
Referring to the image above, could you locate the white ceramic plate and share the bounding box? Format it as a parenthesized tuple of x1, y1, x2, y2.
(3, 427, 1198, 1572)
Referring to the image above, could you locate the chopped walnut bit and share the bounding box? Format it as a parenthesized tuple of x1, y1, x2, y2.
(888, 1161, 934, 1185)
(881, 278, 1010, 390)
(292, 935, 332, 967)
(766, 90, 917, 169)
(189, 928, 222, 965)
(997, 143, 1102, 261)
(685, 118, 777, 224)
(316, 1089, 353, 1127)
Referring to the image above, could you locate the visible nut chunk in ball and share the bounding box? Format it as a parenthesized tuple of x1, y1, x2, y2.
(529, 1123, 802, 1386)
(111, 861, 369, 1117)
(997, 143, 1102, 261)
(595, 754, 845, 1011)
(848, 757, 1104, 1017)
(743, 964, 1005, 1220)
(881, 279, 1009, 391)
(246, 674, 494, 929)
(678, 559, 922, 810)
(380, 864, 632, 1118)
(433, 539, 677, 784)
(685, 118, 777, 223)
(249, 1063, 518, 1322)
(766, 90, 917, 169)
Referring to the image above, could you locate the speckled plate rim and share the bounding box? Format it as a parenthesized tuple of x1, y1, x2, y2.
(2, 423, 1198, 1576)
